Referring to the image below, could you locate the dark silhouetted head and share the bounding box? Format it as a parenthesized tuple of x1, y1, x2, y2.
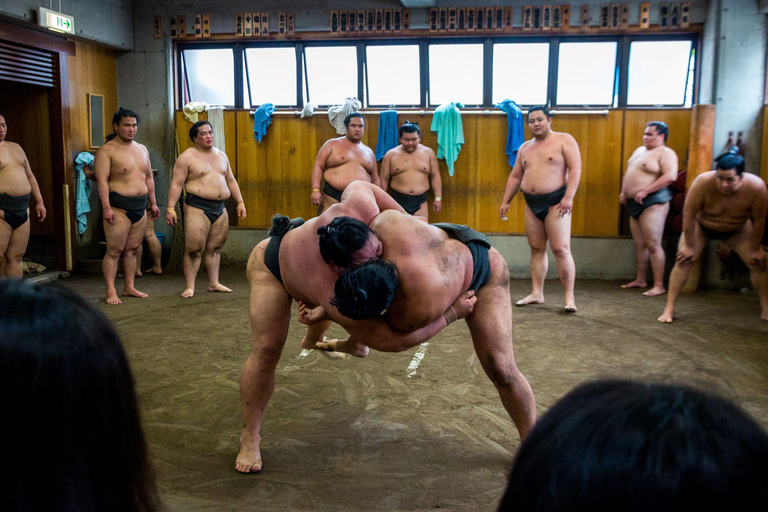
(318, 216, 375, 267)
(331, 259, 399, 319)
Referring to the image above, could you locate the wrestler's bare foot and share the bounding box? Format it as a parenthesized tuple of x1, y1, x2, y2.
(658, 307, 675, 323)
(302, 336, 348, 359)
(209, 283, 233, 293)
(135, 270, 143, 278)
(123, 287, 149, 299)
(235, 432, 262, 474)
(106, 289, 122, 305)
(761, 310, 768, 322)
(145, 266, 162, 275)
(181, 287, 195, 298)
(621, 280, 647, 289)
(516, 294, 544, 306)
(643, 285, 666, 297)
(316, 338, 369, 358)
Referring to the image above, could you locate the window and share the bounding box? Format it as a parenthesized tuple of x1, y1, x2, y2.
(557, 42, 617, 106)
(181, 49, 235, 106)
(429, 43, 483, 106)
(492, 42, 549, 105)
(627, 40, 694, 106)
(303, 46, 358, 106)
(365, 44, 420, 106)
(243, 47, 297, 107)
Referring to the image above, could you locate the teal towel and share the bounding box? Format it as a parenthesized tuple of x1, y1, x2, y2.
(375, 110, 399, 161)
(75, 152, 94, 234)
(430, 102, 464, 176)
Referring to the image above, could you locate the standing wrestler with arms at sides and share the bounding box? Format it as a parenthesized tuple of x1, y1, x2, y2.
(0, 111, 46, 277)
(380, 121, 442, 218)
(619, 121, 678, 296)
(499, 106, 582, 312)
(658, 150, 768, 323)
(310, 113, 378, 213)
(166, 120, 246, 298)
(95, 108, 159, 304)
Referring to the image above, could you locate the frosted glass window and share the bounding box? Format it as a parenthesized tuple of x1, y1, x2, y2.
(244, 48, 297, 107)
(183, 49, 235, 106)
(304, 46, 358, 106)
(493, 43, 550, 105)
(557, 42, 617, 105)
(366, 45, 420, 106)
(429, 44, 483, 106)
(628, 41, 693, 106)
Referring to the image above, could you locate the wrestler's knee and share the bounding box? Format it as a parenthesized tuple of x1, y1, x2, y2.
(551, 244, 571, 258)
(483, 352, 518, 390)
(646, 241, 662, 254)
(187, 249, 202, 260)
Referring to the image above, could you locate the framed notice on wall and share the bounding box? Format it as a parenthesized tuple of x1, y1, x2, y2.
(88, 93, 104, 149)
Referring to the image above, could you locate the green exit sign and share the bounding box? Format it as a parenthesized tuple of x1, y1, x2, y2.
(37, 7, 75, 35)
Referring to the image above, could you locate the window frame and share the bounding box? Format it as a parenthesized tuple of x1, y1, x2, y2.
(175, 32, 700, 110)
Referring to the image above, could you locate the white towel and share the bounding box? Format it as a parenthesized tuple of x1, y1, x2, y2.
(207, 106, 226, 152)
(328, 97, 361, 135)
(183, 101, 209, 123)
(301, 102, 317, 118)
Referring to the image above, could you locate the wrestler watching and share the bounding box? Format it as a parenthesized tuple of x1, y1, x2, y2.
(499, 106, 582, 312)
(0, 110, 47, 278)
(620, 121, 679, 296)
(167, 120, 246, 298)
(94, 108, 160, 304)
(380, 121, 442, 218)
(310, 112, 378, 214)
(658, 149, 768, 323)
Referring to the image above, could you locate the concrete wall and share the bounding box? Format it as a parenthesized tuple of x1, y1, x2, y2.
(0, 0, 133, 50)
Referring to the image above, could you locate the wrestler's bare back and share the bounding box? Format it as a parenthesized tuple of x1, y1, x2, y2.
(518, 132, 571, 194)
(0, 142, 32, 196)
(177, 146, 231, 200)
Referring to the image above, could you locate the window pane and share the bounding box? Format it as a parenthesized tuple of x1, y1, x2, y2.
(429, 44, 483, 106)
(183, 49, 234, 106)
(557, 42, 617, 105)
(244, 48, 297, 107)
(493, 43, 549, 105)
(304, 46, 358, 106)
(366, 45, 420, 106)
(628, 41, 693, 106)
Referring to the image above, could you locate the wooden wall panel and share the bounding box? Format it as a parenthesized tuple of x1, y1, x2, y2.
(175, 108, 692, 236)
(67, 41, 118, 152)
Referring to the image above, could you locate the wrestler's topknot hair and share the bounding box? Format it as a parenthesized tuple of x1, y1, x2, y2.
(714, 147, 745, 175)
(318, 217, 373, 267)
(399, 120, 421, 138)
(331, 259, 399, 320)
(106, 107, 140, 142)
(268, 214, 292, 237)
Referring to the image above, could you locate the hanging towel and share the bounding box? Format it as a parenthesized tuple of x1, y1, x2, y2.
(495, 99, 525, 167)
(328, 97, 362, 135)
(301, 102, 317, 118)
(206, 106, 226, 152)
(74, 152, 94, 235)
(253, 103, 276, 142)
(430, 102, 464, 177)
(183, 101, 209, 123)
(375, 110, 399, 161)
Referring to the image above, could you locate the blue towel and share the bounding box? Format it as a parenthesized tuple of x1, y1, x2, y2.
(430, 102, 464, 177)
(74, 152, 94, 234)
(253, 103, 275, 142)
(495, 99, 525, 167)
(375, 110, 399, 161)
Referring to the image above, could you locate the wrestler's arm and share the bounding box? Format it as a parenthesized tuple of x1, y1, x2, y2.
(560, 134, 583, 211)
(749, 183, 768, 251)
(500, 145, 525, 218)
(94, 145, 114, 223)
(619, 148, 642, 204)
(679, 175, 706, 260)
(379, 151, 393, 192)
(341, 180, 406, 220)
(427, 148, 442, 213)
(142, 145, 160, 220)
(636, 148, 679, 201)
(310, 141, 332, 205)
(166, 153, 189, 226)
(20, 146, 46, 221)
(224, 155, 246, 220)
(366, 148, 380, 187)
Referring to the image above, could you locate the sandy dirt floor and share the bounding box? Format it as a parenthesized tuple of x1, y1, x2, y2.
(55, 269, 768, 512)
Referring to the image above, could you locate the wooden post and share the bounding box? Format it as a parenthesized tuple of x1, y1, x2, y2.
(761, 105, 768, 183)
(682, 104, 715, 293)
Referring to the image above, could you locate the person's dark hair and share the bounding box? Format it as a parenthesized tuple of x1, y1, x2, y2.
(499, 379, 768, 511)
(526, 105, 550, 122)
(715, 147, 746, 175)
(399, 120, 421, 138)
(331, 259, 399, 319)
(0, 109, 6, 120)
(106, 107, 140, 142)
(0, 280, 160, 512)
(189, 120, 212, 141)
(317, 216, 373, 267)
(344, 112, 364, 127)
(647, 121, 669, 142)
